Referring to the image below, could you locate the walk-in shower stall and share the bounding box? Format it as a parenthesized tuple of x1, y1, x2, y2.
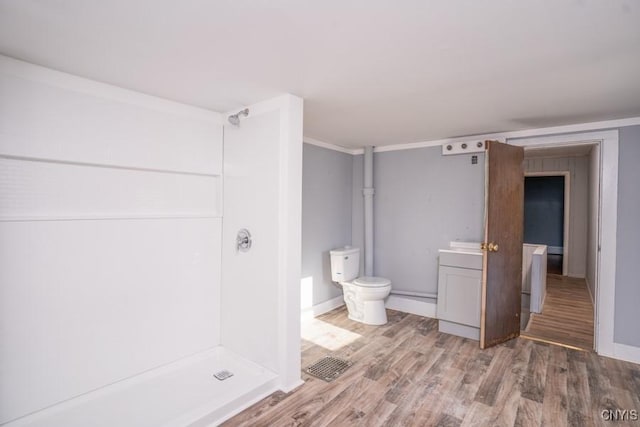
(0, 55, 302, 426)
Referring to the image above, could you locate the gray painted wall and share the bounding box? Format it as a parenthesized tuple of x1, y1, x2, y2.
(301, 143, 352, 308)
(307, 126, 640, 349)
(614, 125, 640, 347)
(352, 147, 484, 295)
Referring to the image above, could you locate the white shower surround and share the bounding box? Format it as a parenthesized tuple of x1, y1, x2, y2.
(0, 56, 302, 426)
(221, 94, 303, 393)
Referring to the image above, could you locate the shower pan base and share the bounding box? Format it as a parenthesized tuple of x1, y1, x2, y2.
(4, 347, 278, 427)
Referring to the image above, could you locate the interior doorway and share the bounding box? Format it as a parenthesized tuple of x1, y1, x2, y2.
(518, 143, 598, 351)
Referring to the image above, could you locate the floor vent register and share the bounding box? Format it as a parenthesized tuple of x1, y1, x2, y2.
(304, 356, 353, 382)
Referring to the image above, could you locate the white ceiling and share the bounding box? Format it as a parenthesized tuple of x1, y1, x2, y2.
(1, 1, 639, 149)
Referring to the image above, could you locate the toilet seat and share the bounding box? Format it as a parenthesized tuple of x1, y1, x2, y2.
(352, 276, 391, 287)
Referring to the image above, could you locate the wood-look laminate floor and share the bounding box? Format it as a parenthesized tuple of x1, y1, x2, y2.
(223, 307, 640, 427)
(521, 274, 594, 351)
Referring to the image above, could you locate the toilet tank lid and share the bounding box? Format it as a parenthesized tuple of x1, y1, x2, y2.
(330, 246, 359, 256)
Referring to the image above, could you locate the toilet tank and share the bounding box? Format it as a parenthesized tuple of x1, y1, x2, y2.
(329, 246, 360, 282)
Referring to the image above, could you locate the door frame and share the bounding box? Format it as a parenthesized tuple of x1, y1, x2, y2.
(508, 130, 617, 357)
(524, 171, 571, 277)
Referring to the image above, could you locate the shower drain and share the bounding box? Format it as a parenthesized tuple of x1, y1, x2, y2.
(304, 356, 353, 382)
(213, 370, 234, 381)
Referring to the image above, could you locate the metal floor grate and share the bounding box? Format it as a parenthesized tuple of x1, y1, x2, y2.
(304, 356, 353, 382)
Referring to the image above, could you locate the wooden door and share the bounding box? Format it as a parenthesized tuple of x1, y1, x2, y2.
(480, 140, 525, 349)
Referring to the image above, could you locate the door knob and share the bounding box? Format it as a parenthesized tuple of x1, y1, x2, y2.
(481, 242, 499, 252)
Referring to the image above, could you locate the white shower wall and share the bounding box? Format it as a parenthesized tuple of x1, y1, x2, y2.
(221, 95, 304, 391)
(0, 56, 304, 425)
(0, 56, 224, 423)
(222, 111, 280, 371)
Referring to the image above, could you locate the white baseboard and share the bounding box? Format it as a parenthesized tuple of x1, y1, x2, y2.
(547, 246, 564, 255)
(385, 295, 436, 318)
(301, 295, 345, 318)
(304, 294, 437, 320)
(610, 342, 640, 365)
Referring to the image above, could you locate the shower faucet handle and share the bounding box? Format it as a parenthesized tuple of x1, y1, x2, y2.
(236, 228, 252, 252)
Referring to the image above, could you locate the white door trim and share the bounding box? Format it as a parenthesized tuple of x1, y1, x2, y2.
(508, 130, 617, 357)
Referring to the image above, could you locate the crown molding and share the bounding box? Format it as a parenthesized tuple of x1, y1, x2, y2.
(302, 137, 362, 155)
(307, 116, 640, 156)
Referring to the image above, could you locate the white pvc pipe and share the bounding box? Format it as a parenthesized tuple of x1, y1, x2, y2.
(390, 290, 438, 299)
(363, 146, 374, 277)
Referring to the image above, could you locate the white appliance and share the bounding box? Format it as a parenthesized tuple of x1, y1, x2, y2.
(329, 246, 392, 325)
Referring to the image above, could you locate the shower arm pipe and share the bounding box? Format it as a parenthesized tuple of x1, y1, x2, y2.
(227, 108, 249, 126)
(390, 290, 438, 299)
(363, 146, 374, 277)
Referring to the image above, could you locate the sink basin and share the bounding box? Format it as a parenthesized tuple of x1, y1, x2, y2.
(439, 242, 483, 270)
(448, 241, 482, 252)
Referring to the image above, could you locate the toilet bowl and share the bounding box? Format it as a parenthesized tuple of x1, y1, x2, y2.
(330, 247, 392, 325)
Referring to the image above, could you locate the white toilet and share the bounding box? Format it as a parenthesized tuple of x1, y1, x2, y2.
(329, 246, 392, 325)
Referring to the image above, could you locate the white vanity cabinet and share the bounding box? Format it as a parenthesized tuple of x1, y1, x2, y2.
(436, 243, 483, 340)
